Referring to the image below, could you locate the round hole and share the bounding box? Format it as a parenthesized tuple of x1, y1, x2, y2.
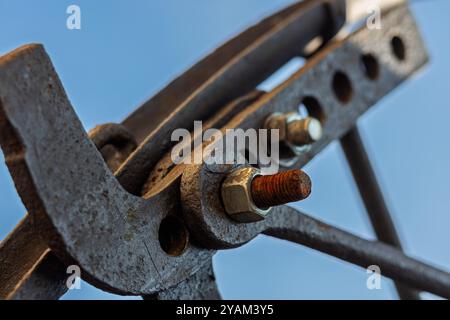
(361, 54, 380, 80)
(391, 36, 406, 61)
(159, 216, 189, 256)
(299, 96, 326, 124)
(332, 71, 353, 104)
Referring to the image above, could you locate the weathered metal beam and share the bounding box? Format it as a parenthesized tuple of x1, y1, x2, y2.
(264, 206, 450, 299)
(0, 44, 215, 296)
(8, 251, 67, 300)
(0, 215, 67, 300)
(0, 215, 46, 299)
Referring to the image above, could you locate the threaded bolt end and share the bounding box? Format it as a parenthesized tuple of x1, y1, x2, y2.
(250, 169, 312, 209)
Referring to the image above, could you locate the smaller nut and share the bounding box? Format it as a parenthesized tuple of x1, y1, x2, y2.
(221, 167, 272, 223)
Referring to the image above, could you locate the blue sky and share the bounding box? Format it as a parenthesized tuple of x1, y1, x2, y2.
(0, 0, 449, 299)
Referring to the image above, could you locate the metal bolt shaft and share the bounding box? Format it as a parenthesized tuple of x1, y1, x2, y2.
(287, 117, 323, 146)
(264, 113, 323, 160)
(251, 169, 312, 209)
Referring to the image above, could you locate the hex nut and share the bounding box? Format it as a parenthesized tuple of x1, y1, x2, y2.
(264, 113, 287, 140)
(221, 167, 272, 223)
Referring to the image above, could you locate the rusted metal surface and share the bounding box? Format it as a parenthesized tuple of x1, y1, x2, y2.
(220, 167, 312, 223)
(251, 169, 312, 208)
(0, 44, 214, 295)
(8, 252, 67, 300)
(340, 127, 421, 299)
(0, 2, 446, 300)
(0, 123, 138, 300)
(0, 215, 65, 299)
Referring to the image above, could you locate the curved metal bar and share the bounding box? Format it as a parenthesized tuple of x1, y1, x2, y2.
(0, 215, 66, 300)
(264, 206, 450, 299)
(123, 0, 346, 144)
(8, 251, 68, 300)
(0, 44, 213, 295)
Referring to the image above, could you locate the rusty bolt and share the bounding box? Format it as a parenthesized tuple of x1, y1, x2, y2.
(221, 167, 312, 223)
(251, 169, 311, 208)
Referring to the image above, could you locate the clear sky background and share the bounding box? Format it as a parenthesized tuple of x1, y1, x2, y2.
(0, 0, 449, 300)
